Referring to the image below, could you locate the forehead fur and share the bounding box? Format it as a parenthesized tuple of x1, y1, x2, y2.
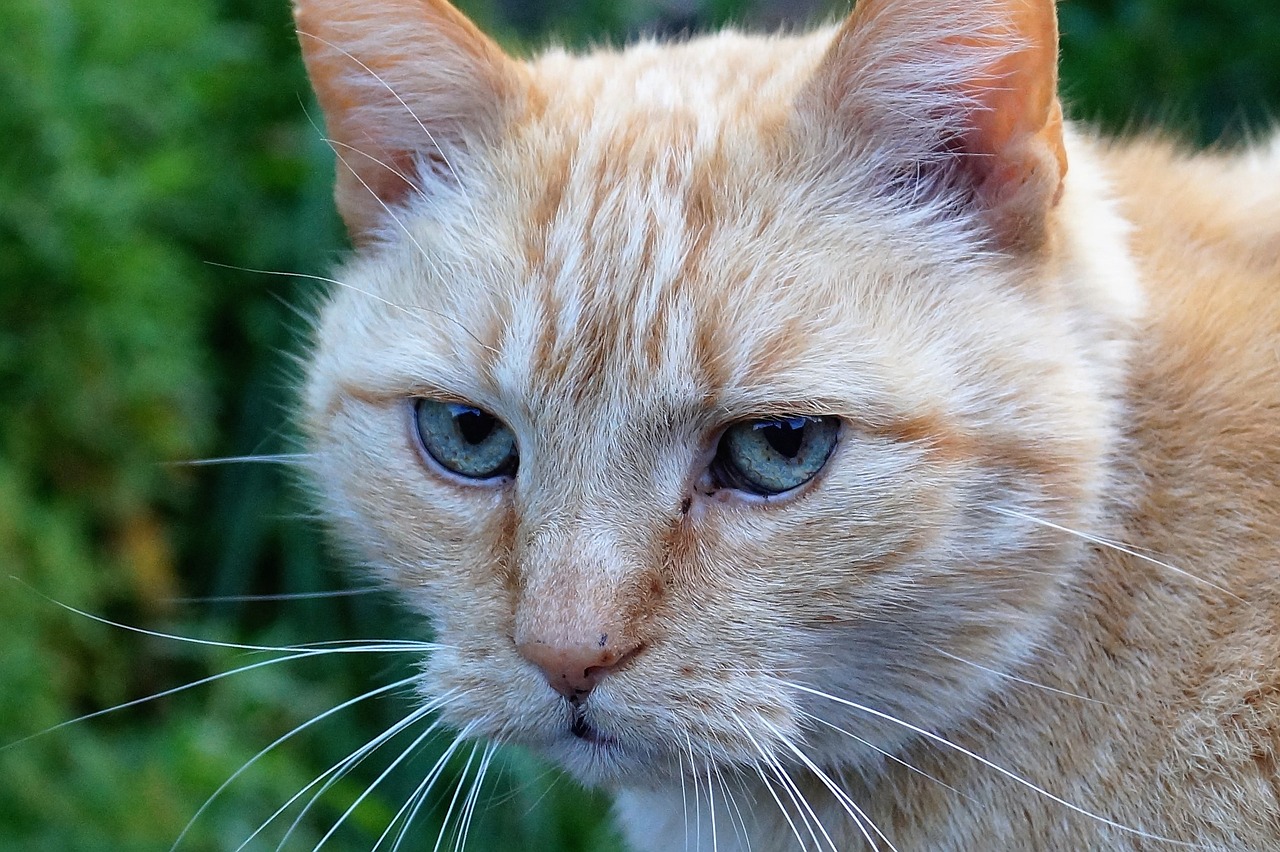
(307, 26, 1021, 439)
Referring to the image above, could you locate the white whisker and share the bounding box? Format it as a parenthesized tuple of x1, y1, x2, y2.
(455, 740, 498, 852)
(430, 725, 485, 852)
(685, 732, 703, 852)
(734, 719, 821, 852)
(9, 647, 396, 751)
(677, 744, 691, 852)
(787, 681, 1197, 847)
(500, 761, 563, 816)
(294, 31, 469, 195)
(312, 714, 449, 850)
(767, 755, 837, 852)
(170, 587, 386, 604)
(762, 718, 893, 852)
(204, 260, 421, 316)
(929, 646, 1112, 705)
(714, 765, 752, 852)
(324, 135, 427, 200)
(800, 711, 966, 799)
(704, 754, 719, 852)
(10, 581, 436, 656)
(233, 699, 445, 851)
(384, 720, 482, 852)
(988, 505, 1246, 605)
(171, 673, 421, 850)
(168, 453, 313, 467)
(297, 101, 447, 310)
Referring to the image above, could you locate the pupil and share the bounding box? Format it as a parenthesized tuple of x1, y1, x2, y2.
(762, 419, 805, 458)
(455, 409, 495, 445)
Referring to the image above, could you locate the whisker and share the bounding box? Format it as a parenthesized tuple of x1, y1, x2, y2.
(455, 740, 498, 852)
(928, 646, 1113, 706)
(292, 34, 508, 307)
(767, 754, 836, 852)
(206, 259, 421, 316)
(169, 588, 386, 604)
(9, 647, 382, 751)
(452, 748, 481, 852)
(298, 110, 502, 361)
(267, 114, 503, 363)
(988, 505, 1247, 606)
(241, 698, 449, 852)
(704, 754, 719, 852)
(684, 732, 703, 852)
(11, 580, 434, 656)
(787, 681, 1197, 847)
(499, 761, 564, 817)
(301, 108, 438, 269)
(7, 580, 442, 749)
(383, 720, 481, 852)
(734, 719, 822, 852)
(379, 760, 437, 852)
(753, 763, 809, 851)
(713, 765, 753, 852)
(762, 719, 893, 852)
(294, 31, 469, 194)
(677, 747, 690, 852)
(430, 726, 485, 852)
(167, 453, 312, 467)
(800, 711, 965, 799)
(324, 136, 427, 201)
(170, 673, 421, 850)
(312, 715, 450, 851)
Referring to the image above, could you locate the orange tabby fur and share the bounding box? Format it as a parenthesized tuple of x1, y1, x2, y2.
(294, 0, 1280, 848)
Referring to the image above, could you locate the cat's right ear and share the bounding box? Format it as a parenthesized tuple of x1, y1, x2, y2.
(293, 0, 527, 242)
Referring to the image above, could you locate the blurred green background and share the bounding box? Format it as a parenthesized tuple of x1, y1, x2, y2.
(2, 0, 1277, 849)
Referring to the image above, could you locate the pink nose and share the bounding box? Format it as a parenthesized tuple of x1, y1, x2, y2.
(517, 635, 641, 700)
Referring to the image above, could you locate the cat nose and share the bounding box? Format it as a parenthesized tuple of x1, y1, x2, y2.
(516, 635, 642, 700)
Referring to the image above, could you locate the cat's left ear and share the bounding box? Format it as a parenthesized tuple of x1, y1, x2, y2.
(803, 0, 1067, 251)
(293, 0, 527, 242)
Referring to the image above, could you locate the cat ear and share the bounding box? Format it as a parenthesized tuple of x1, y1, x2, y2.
(805, 0, 1066, 251)
(293, 0, 526, 241)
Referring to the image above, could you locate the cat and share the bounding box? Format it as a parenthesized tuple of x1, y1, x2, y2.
(291, 0, 1280, 848)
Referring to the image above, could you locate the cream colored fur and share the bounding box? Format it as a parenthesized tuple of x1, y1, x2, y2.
(295, 0, 1280, 848)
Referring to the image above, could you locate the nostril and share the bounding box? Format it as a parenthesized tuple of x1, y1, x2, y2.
(583, 642, 643, 682)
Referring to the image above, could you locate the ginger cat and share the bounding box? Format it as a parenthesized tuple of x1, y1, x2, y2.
(293, 0, 1280, 848)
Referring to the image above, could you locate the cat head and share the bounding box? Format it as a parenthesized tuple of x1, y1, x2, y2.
(296, 0, 1139, 784)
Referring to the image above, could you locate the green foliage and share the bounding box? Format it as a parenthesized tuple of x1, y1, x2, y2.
(1060, 0, 1280, 143)
(2, 0, 1276, 849)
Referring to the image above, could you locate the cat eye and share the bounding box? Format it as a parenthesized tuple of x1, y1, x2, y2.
(710, 415, 840, 496)
(413, 399, 517, 480)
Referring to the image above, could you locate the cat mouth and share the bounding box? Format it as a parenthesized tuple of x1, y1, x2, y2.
(569, 705, 619, 749)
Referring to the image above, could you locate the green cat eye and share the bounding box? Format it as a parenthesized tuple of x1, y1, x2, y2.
(413, 399, 517, 480)
(712, 415, 839, 496)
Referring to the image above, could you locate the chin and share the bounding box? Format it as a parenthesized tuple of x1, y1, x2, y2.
(536, 707, 671, 787)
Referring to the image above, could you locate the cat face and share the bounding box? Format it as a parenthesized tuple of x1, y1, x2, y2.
(298, 0, 1138, 787)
